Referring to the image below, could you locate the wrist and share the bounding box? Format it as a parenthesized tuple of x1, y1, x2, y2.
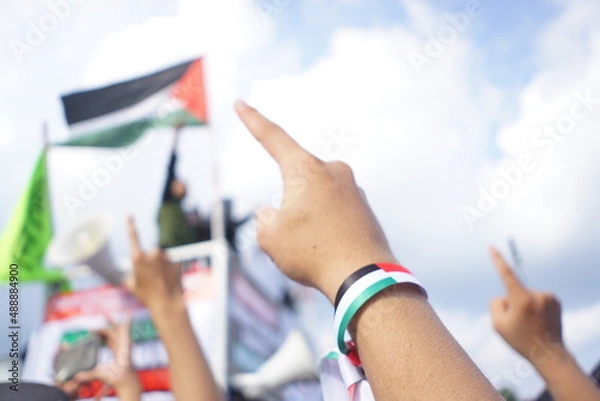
(149, 298, 191, 341)
(316, 252, 399, 304)
(148, 296, 186, 323)
(113, 369, 142, 397)
(528, 340, 571, 378)
(331, 260, 427, 355)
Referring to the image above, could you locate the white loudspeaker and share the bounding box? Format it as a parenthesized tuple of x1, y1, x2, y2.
(46, 213, 124, 285)
(231, 329, 318, 399)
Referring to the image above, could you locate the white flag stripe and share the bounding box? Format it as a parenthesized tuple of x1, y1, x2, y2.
(333, 269, 390, 337)
(320, 352, 376, 401)
(68, 85, 178, 137)
(386, 271, 426, 295)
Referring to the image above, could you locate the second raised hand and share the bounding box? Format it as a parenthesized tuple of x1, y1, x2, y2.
(234, 100, 397, 304)
(125, 217, 184, 314)
(489, 248, 563, 360)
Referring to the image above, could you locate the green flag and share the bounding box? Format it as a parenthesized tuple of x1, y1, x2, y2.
(0, 152, 64, 283)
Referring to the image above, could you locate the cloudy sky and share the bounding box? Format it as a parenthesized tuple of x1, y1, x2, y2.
(1, 0, 600, 397)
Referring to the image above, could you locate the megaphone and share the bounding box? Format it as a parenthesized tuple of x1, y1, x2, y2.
(46, 213, 124, 285)
(231, 329, 318, 399)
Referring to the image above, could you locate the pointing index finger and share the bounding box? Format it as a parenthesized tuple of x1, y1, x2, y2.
(234, 100, 313, 170)
(490, 247, 529, 299)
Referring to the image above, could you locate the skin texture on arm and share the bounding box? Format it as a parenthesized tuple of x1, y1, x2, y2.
(234, 100, 503, 401)
(125, 217, 223, 401)
(490, 249, 600, 401)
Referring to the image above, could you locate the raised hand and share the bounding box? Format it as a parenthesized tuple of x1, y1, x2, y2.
(74, 318, 141, 399)
(490, 248, 600, 401)
(124, 216, 184, 314)
(489, 247, 563, 360)
(234, 100, 396, 303)
(124, 217, 222, 401)
(58, 318, 141, 401)
(234, 101, 505, 401)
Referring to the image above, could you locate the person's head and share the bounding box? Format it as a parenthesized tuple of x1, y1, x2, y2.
(170, 179, 187, 200)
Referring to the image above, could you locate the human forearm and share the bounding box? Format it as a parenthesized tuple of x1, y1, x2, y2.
(317, 256, 502, 400)
(113, 371, 143, 401)
(152, 300, 222, 401)
(532, 345, 600, 401)
(347, 284, 502, 401)
(126, 218, 222, 401)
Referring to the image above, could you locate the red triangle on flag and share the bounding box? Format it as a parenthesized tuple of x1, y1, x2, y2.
(172, 58, 208, 123)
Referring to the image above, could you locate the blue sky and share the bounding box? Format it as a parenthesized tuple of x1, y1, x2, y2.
(276, 0, 560, 85)
(1, 0, 600, 398)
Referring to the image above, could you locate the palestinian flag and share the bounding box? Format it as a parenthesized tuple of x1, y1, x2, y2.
(60, 58, 208, 147)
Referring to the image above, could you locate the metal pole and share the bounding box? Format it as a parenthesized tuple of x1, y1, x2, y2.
(42, 121, 56, 233)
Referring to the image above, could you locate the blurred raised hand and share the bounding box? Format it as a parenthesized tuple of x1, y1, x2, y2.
(125, 217, 222, 401)
(489, 248, 600, 401)
(489, 247, 563, 358)
(125, 216, 183, 315)
(74, 317, 141, 401)
(58, 318, 141, 401)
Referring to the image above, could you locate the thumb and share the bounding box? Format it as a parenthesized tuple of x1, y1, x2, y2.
(255, 206, 278, 233)
(74, 367, 101, 383)
(255, 206, 278, 252)
(123, 275, 135, 293)
(490, 297, 509, 328)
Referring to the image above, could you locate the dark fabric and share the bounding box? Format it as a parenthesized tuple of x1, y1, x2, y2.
(593, 361, 600, 383)
(158, 201, 209, 249)
(0, 382, 69, 401)
(162, 151, 178, 202)
(334, 264, 379, 309)
(61, 59, 195, 125)
(158, 166, 251, 248)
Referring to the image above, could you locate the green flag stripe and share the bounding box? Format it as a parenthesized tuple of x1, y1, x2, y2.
(59, 109, 205, 148)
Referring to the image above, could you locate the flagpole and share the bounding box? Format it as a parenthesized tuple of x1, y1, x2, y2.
(42, 121, 55, 233)
(206, 57, 224, 241)
(43, 120, 61, 294)
(210, 129, 224, 240)
(203, 55, 228, 389)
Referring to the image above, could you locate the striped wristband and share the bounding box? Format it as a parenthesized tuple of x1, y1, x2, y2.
(333, 263, 426, 355)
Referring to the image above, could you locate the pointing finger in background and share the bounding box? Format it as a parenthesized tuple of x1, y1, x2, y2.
(490, 247, 529, 300)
